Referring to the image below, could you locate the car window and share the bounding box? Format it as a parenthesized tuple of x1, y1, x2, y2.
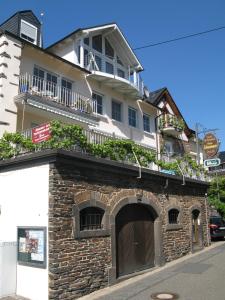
(210, 217, 223, 225)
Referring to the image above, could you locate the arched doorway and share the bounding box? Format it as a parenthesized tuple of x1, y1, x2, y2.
(192, 209, 202, 252)
(116, 203, 156, 277)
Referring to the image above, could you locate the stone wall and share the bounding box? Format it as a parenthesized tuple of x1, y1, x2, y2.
(48, 153, 209, 299)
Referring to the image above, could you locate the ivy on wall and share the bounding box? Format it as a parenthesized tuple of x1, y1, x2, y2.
(0, 120, 207, 179)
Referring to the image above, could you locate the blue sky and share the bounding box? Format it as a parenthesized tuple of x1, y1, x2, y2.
(1, 0, 225, 150)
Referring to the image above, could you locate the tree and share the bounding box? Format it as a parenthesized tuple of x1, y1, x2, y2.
(207, 176, 225, 218)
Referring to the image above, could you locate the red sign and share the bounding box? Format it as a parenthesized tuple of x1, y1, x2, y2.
(32, 123, 51, 143)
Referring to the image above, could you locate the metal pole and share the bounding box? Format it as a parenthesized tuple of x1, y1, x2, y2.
(195, 123, 200, 165)
(204, 193, 210, 246)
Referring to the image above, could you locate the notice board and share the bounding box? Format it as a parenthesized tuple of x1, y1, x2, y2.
(17, 227, 46, 268)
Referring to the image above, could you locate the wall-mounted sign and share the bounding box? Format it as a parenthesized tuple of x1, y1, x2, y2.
(203, 133, 219, 158)
(204, 158, 221, 168)
(32, 123, 51, 144)
(161, 169, 176, 175)
(17, 227, 46, 268)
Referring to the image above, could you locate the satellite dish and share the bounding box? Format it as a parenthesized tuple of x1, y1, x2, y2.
(143, 86, 150, 99)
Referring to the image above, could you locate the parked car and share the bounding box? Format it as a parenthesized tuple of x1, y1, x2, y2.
(209, 216, 225, 240)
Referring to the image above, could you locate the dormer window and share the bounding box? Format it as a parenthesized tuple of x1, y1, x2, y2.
(20, 19, 37, 44)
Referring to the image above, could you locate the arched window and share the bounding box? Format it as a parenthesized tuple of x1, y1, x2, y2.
(168, 209, 179, 224)
(80, 207, 104, 231)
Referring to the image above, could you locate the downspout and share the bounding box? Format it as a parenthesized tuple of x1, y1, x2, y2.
(132, 147, 142, 179)
(176, 160, 185, 186)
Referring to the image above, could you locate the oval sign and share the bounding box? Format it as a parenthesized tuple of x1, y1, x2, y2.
(203, 133, 219, 158)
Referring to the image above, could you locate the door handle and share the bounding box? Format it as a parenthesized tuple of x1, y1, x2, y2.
(133, 242, 139, 245)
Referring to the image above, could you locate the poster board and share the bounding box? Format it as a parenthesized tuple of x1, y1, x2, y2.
(17, 227, 46, 268)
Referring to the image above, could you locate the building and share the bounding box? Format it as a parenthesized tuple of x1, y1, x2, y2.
(0, 10, 209, 300)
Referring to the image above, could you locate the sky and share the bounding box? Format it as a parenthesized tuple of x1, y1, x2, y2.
(1, 0, 225, 150)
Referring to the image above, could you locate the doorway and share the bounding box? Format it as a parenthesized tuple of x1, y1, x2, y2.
(116, 203, 155, 277)
(192, 209, 202, 252)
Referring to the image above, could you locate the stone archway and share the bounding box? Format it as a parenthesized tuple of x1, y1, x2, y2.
(109, 196, 163, 282)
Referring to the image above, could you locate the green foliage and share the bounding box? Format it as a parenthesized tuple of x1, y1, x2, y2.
(208, 177, 225, 217)
(0, 120, 207, 181)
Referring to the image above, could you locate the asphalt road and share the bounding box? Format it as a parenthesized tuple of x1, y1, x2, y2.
(80, 241, 225, 300)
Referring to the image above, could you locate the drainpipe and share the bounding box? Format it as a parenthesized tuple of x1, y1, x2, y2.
(176, 160, 185, 186)
(132, 147, 142, 179)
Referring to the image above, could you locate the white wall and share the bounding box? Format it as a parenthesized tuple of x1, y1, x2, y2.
(0, 164, 49, 300)
(0, 34, 22, 137)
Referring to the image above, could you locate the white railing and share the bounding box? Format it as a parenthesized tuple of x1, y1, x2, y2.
(84, 51, 144, 96)
(19, 74, 97, 115)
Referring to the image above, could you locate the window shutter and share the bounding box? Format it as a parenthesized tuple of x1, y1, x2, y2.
(21, 20, 37, 41)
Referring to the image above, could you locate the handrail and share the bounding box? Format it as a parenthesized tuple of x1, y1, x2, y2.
(18, 74, 97, 115)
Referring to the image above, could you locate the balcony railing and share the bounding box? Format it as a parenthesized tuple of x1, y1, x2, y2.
(84, 51, 144, 96)
(158, 114, 185, 135)
(18, 74, 97, 115)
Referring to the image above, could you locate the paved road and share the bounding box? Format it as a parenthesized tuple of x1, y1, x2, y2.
(80, 241, 225, 300)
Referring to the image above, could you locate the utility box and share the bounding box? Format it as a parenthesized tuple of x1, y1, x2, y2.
(0, 241, 17, 297)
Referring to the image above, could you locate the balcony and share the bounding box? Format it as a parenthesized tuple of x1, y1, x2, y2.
(158, 114, 185, 136)
(85, 52, 144, 100)
(14, 74, 98, 125)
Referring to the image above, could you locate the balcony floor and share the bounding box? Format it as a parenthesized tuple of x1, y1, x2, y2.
(14, 93, 99, 126)
(88, 72, 141, 100)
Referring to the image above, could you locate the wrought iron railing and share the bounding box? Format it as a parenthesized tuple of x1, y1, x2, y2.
(18, 74, 97, 115)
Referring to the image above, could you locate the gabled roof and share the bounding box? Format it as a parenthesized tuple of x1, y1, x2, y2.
(0, 10, 41, 27)
(146, 87, 195, 136)
(46, 23, 143, 71)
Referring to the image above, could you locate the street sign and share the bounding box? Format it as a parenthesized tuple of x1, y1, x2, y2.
(161, 169, 176, 175)
(204, 158, 221, 168)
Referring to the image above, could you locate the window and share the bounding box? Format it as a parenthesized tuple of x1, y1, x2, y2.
(106, 62, 114, 75)
(117, 56, 123, 66)
(112, 100, 122, 122)
(105, 38, 114, 59)
(80, 207, 104, 231)
(61, 79, 72, 105)
(46, 73, 57, 97)
(94, 55, 102, 71)
(143, 114, 151, 133)
(84, 37, 89, 45)
(84, 49, 89, 67)
(168, 209, 179, 224)
(92, 35, 102, 53)
(117, 69, 125, 78)
(128, 107, 137, 128)
(20, 20, 37, 44)
(33, 66, 44, 91)
(92, 93, 103, 115)
(164, 141, 173, 157)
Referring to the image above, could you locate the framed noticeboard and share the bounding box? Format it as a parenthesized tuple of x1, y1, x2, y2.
(17, 227, 46, 268)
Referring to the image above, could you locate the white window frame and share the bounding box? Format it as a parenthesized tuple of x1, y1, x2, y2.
(128, 106, 138, 128)
(20, 19, 37, 44)
(143, 113, 151, 133)
(112, 99, 123, 122)
(92, 92, 104, 115)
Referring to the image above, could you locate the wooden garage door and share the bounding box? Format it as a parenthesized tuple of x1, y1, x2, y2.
(116, 203, 155, 277)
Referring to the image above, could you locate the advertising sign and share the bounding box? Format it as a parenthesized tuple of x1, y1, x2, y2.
(32, 123, 51, 144)
(203, 133, 219, 158)
(17, 227, 46, 268)
(204, 158, 221, 168)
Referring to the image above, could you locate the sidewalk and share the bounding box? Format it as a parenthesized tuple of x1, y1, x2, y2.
(78, 241, 225, 300)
